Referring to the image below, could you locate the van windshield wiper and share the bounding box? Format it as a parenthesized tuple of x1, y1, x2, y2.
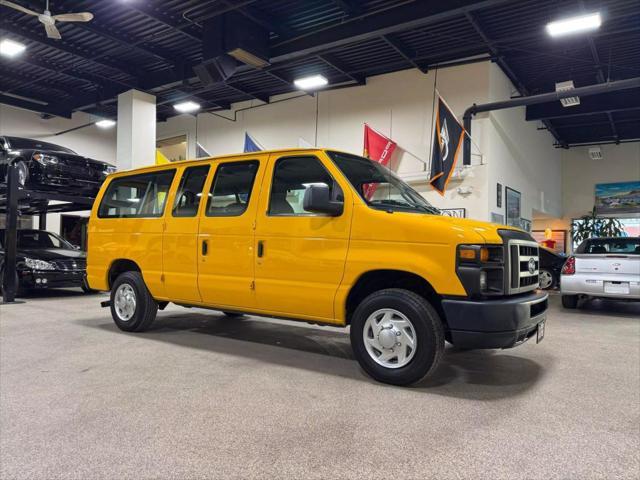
(369, 199, 437, 214)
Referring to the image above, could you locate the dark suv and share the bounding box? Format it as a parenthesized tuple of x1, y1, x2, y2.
(0, 136, 115, 195)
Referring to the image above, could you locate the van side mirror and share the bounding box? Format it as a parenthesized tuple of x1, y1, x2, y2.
(303, 184, 343, 216)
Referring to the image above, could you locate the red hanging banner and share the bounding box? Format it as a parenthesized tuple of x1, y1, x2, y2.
(363, 124, 397, 166)
(363, 124, 398, 199)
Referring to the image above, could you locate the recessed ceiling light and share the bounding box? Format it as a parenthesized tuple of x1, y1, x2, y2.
(294, 74, 328, 90)
(174, 101, 201, 113)
(95, 119, 116, 128)
(0, 39, 27, 58)
(546, 12, 601, 37)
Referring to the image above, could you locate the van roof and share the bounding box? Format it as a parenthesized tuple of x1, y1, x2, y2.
(111, 147, 336, 177)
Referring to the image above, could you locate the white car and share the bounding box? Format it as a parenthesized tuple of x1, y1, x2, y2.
(560, 237, 640, 308)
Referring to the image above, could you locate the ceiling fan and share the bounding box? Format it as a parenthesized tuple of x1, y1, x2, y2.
(0, 0, 94, 40)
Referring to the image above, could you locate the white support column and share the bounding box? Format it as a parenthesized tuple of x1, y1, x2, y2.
(116, 90, 156, 170)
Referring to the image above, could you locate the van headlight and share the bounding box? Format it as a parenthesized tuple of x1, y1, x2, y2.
(456, 244, 504, 296)
(24, 258, 56, 270)
(32, 153, 59, 165)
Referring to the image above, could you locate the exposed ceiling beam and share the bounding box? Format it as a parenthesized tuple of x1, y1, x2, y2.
(270, 0, 511, 63)
(552, 117, 640, 130)
(219, 0, 293, 38)
(317, 54, 365, 84)
(118, 2, 202, 42)
(464, 10, 566, 146)
(16, 0, 180, 68)
(0, 93, 71, 118)
(224, 83, 270, 104)
(0, 67, 79, 96)
(332, 0, 363, 16)
(380, 34, 428, 73)
(525, 89, 640, 121)
(579, 0, 620, 144)
(0, 19, 142, 81)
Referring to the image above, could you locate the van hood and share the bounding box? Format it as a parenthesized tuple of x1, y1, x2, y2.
(425, 215, 518, 244)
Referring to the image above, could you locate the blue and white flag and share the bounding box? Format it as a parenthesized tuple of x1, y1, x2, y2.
(243, 132, 263, 153)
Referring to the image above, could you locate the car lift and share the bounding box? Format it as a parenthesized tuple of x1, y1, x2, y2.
(1, 165, 96, 304)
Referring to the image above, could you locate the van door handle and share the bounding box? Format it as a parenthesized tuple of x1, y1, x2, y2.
(257, 240, 264, 258)
(202, 239, 208, 256)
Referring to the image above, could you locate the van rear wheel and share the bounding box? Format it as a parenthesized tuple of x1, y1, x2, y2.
(350, 288, 444, 386)
(110, 271, 158, 332)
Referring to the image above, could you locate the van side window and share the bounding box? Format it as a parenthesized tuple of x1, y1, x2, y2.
(206, 161, 259, 217)
(172, 165, 210, 217)
(269, 156, 342, 215)
(98, 170, 175, 218)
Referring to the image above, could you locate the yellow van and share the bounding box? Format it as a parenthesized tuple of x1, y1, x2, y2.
(88, 148, 547, 385)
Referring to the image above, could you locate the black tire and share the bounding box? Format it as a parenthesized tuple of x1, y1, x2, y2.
(110, 271, 158, 332)
(13, 160, 28, 186)
(222, 311, 245, 318)
(350, 288, 445, 386)
(562, 294, 579, 309)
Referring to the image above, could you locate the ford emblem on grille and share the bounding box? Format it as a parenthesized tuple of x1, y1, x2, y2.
(528, 257, 536, 274)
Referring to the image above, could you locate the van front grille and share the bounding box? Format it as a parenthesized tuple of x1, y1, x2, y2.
(507, 240, 540, 294)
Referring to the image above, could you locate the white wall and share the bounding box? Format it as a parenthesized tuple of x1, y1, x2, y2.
(533, 142, 640, 234)
(0, 104, 117, 233)
(485, 65, 563, 225)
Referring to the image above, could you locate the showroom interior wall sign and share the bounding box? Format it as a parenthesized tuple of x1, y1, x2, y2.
(429, 95, 465, 195)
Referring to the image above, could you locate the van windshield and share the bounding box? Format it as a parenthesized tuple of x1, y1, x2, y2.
(327, 151, 440, 214)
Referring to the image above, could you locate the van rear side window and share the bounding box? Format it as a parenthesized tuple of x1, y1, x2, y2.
(98, 170, 176, 218)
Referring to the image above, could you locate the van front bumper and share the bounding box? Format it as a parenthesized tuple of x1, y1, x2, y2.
(442, 290, 548, 349)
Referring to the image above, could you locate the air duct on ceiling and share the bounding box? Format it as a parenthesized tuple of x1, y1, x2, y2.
(195, 12, 270, 85)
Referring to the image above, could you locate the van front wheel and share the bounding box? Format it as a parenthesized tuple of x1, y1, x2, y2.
(350, 288, 444, 386)
(110, 272, 158, 332)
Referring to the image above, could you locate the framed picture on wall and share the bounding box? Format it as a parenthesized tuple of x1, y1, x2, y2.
(497, 183, 502, 208)
(491, 212, 504, 224)
(505, 187, 521, 228)
(595, 181, 640, 214)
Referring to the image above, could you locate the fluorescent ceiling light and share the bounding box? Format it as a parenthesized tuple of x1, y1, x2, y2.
(96, 119, 116, 128)
(294, 74, 328, 90)
(546, 12, 601, 37)
(0, 39, 26, 58)
(174, 101, 201, 113)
